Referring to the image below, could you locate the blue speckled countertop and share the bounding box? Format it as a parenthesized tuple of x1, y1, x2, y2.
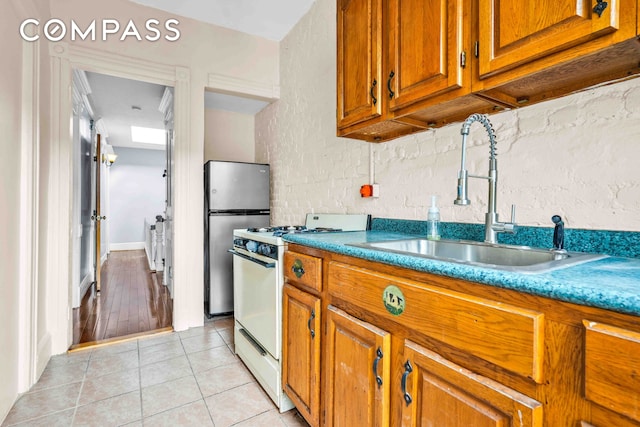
(282, 230, 640, 317)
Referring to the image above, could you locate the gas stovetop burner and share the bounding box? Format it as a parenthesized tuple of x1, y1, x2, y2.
(246, 226, 271, 233)
(274, 225, 307, 232)
(272, 226, 343, 237)
(244, 224, 350, 238)
(246, 225, 306, 233)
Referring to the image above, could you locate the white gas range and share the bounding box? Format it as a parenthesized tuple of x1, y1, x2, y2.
(230, 213, 370, 412)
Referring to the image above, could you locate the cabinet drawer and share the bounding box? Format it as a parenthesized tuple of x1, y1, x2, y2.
(329, 262, 544, 382)
(584, 320, 640, 423)
(284, 251, 322, 292)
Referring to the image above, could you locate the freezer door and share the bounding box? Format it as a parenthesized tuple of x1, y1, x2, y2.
(205, 161, 270, 211)
(206, 213, 270, 315)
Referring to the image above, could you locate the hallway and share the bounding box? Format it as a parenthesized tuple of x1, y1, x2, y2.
(73, 250, 173, 346)
(2, 318, 308, 426)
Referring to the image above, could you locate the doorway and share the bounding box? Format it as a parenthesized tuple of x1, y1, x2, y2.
(46, 44, 202, 359)
(70, 70, 174, 346)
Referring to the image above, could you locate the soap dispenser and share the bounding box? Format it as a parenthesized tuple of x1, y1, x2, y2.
(427, 195, 441, 240)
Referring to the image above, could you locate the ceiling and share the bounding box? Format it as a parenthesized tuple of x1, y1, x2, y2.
(85, 73, 272, 150)
(86, 1, 316, 150)
(129, 0, 316, 41)
(85, 71, 167, 150)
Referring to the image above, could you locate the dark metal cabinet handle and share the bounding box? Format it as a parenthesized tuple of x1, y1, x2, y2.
(307, 309, 315, 339)
(401, 360, 413, 405)
(373, 347, 383, 388)
(593, 0, 608, 17)
(291, 260, 305, 278)
(370, 79, 377, 105)
(387, 71, 395, 99)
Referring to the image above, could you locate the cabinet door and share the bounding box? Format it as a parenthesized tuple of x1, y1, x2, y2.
(478, 0, 633, 79)
(400, 340, 543, 427)
(282, 284, 321, 427)
(387, 0, 470, 112)
(337, 0, 383, 129)
(325, 305, 391, 427)
(584, 320, 640, 424)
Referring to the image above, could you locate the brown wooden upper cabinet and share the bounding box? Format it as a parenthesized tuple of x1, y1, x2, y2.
(336, 0, 382, 129)
(476, 0, 640, 106)
(386, 0, 468, 112)
(337, 0, 498, 142)
(337, 0, 640, 142)
(478, 0, 632, 78)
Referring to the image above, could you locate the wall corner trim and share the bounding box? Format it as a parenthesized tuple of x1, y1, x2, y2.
(207, 73, 280, 101)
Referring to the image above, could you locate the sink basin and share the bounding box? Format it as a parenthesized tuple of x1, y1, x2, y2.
(347, 239, 606, 273)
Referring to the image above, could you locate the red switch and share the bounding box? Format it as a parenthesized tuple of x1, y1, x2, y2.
(360, 184, 373, 197)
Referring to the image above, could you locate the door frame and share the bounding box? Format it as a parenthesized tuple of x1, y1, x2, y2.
(48, 42, 193, 354)
(17, 8, 42, 392)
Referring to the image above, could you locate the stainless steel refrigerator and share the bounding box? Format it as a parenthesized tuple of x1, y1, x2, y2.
(204, 160, 270, 316)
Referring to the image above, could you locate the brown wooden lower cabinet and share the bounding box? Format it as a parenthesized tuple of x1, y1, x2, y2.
(282, 283, 322, 427)
(325, 305, 391, 427)
(583, 320, 640, 424)
(400, 340, 542, 426)
(282, 245, 640, 427)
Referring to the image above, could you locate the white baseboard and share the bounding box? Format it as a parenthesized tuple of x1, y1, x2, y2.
(35, 332, 51, 382)
(110, 242, 145, 251)
(145, 245, 156, 271)
(79, 272, 92, 304)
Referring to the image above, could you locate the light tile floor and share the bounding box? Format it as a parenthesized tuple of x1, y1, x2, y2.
(2, 316, 309, 427)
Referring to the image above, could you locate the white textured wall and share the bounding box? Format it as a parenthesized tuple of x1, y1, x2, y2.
(0, 2, 25, 420)
(109, 147, 166, 245)
(257, 0, 640, 232)
(204, 109, 255, 162)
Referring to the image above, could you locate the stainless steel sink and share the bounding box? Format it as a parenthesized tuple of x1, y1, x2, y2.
(347, 239, 606, 273)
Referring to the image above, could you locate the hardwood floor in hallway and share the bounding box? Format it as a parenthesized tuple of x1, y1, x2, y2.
(72, 250, 173, 346)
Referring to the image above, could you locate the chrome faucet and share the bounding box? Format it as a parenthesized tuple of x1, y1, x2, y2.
(454, 113, 517, 244)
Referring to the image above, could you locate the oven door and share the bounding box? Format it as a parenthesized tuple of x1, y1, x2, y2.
(232, 248, 280, 359)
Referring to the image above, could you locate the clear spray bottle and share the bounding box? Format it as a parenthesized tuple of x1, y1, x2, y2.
(427, 195, 441, 240)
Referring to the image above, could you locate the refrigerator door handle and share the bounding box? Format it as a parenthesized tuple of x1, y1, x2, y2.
(228, 249, 276, 269)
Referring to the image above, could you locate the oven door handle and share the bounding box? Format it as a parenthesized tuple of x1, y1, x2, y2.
(239, 328, 267, 356)
(228, 249, 276, 269)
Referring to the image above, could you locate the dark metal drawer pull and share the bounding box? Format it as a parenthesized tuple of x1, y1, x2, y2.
(593, 0, 608, 17)
(370, 79, 378, 105)
(387, 70, 395, 99)
(401, 360, 413, 405)
(307, 309, 315, 339)
(373, 347, 383, 388)
(291, 259, 305, 278)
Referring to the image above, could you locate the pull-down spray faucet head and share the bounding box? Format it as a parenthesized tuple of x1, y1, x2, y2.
(454, 114, 497, 206)
(454, 169, 470, 205)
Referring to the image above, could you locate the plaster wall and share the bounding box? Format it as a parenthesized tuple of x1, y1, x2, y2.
(0, 3, 26, 421)
(1, 0, 53, 420)
(204, 109, 255, 162)
(47, 0, 279, 89)
(256, 0, 640, 232)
